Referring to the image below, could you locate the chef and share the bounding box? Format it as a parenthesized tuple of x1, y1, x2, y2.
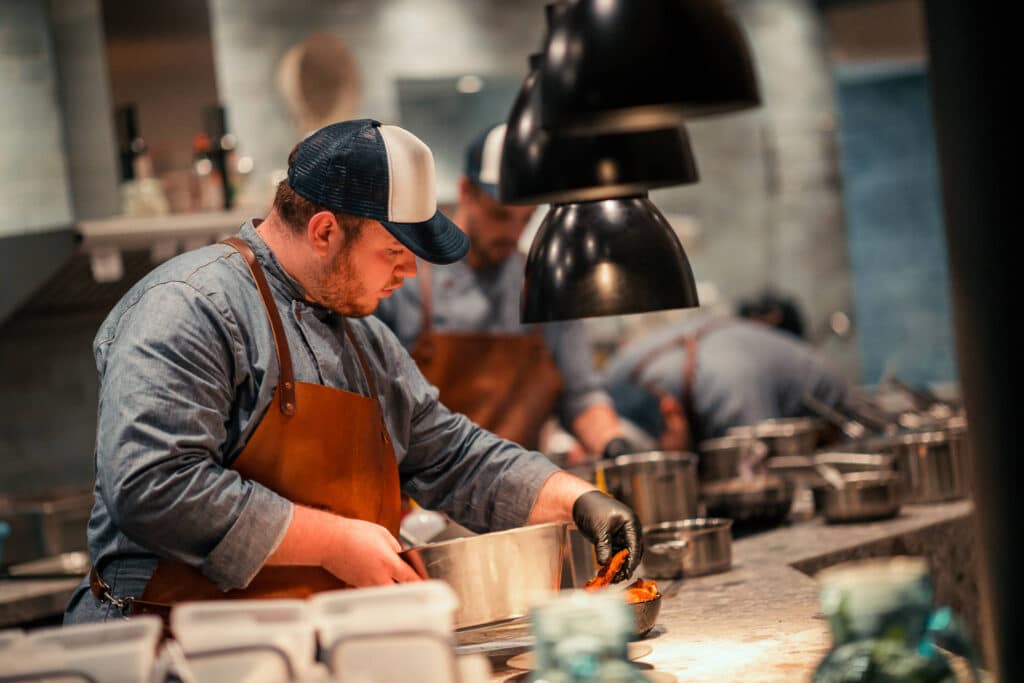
(375, 123, 637, 462)
(604, 310, 849, 450)
(65, 119, 641, 623)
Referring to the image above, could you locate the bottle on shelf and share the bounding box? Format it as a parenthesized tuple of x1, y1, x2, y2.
(204, 105, 238, 210)
(113, 103, 168, 217)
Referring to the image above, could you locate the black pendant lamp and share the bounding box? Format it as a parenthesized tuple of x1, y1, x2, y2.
(500, 55, 699, 206)
(539, 0, 761, 135)
(521, 195, 699, 323)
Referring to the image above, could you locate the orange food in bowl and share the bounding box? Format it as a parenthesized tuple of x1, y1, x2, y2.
(624, 578, 660, 604)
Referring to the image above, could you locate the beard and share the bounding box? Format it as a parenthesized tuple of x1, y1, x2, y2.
(306, 247, 375, 317)
(467, 220, 518, 269)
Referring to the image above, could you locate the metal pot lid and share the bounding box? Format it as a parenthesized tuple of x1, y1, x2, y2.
(726, 417, 821, 438)
(605, 450, 699, 469)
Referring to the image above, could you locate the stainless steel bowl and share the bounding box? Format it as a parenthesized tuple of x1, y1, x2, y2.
(641, 518, 733, 579)
(812, 471, 902, 523)
(597, 451, 700, 526)
(400, 522, 566, 630)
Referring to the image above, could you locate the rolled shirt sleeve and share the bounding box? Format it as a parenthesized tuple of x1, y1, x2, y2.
(94, 282, 292, 590)
(542, 320, 613, 426)
(366, 326, 561, 532)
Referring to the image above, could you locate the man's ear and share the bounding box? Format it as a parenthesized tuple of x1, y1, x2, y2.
(306, 211, 339, 256)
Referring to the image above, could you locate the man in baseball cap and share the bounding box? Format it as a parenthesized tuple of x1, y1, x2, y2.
(66, 118, 642, 623)
(376, 122, 644, 462)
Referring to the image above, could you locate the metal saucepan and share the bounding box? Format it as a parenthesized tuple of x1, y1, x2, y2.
(874, 430, 971, 503)
(804, 392, 971, 504)
(596, 451, 700, 526)
(725, 417, 824, 458)
(641, 518, 733, 579)
(812, 470, 903, 523)
(697, 436, 770, 483)
(400, 522, 566, 630)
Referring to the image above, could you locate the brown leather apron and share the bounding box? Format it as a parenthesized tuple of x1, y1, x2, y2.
(409, 261, 562, 450)
(139, 237, 402, 604)
(629, 318, 734, 447)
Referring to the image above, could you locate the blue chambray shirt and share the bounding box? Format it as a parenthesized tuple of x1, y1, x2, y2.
(64, 221, 560, 623)
(374, 252, 611, 427)
(604, 313, 849, 441)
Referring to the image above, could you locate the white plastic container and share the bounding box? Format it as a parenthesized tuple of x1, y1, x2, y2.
(0, 628, 24, 650)
(310, 580, 458, 646)
(171, 599, 315, 679)
(309, 581, 460, 683)
(0, 616, 161, 683)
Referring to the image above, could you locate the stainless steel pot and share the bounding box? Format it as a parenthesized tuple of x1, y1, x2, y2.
(641, 518, 732, 579)
(726, 417, 823, 458)
(597, 451, 700, 526)
(400, 522, 566, 630)
(885, 430, 971, 503)
(812, 470, 902, 523)
(697, 436, 769, 482)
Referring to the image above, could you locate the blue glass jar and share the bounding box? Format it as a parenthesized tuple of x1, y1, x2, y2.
(813, 557, 978, 683)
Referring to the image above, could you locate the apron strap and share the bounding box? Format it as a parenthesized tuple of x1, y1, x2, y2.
(221, 237, 297, 416)
(412, 259, 435, 361)
(340, 318, 392, 446)
(418, 260, 433, 337)
(340, 318, 381, 401)
(627, 317, 736, 444)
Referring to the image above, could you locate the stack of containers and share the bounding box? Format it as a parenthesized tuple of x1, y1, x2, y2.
(0, 616, 162, 683)
(170, 599, 321, 683)
(310, 580, 485, 683)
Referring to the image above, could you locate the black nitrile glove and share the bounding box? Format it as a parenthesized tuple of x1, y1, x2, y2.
(601, 436, 636, 460)
(572, 490, 643, 581)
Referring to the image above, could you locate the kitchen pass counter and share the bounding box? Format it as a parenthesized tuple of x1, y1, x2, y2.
(484, 500, 976, 682)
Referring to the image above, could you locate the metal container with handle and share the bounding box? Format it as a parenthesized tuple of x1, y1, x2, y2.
(812, 470, 902, 523)
(641, 518, 732, 579)
(400, 522, 566, 630)
(596, 451, 700, 526)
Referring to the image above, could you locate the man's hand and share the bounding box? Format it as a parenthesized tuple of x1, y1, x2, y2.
(572, 491, 643, 581)
(322, 517, 422, 586)
(267, 505, 421, 586)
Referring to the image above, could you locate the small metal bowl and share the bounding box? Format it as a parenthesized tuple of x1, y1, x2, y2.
(631, 593, 662, 639)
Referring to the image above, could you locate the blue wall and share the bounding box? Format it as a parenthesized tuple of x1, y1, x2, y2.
(835, 64, 957, 386)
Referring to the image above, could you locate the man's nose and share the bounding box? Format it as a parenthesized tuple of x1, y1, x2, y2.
(397, 251, 418, 277)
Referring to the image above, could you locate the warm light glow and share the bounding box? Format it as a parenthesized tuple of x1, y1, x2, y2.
(594, 262, 618, 294)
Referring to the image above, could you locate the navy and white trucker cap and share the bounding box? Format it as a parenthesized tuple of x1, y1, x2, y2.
(463, 123, 507, 199)
(288, 119, 469, 265)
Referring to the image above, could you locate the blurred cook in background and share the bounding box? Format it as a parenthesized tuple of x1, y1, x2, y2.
(375, 123, 640, 464)
(603, 308, 849, 452)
